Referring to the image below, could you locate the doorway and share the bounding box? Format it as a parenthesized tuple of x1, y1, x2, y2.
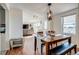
(0, 5, 6, 54)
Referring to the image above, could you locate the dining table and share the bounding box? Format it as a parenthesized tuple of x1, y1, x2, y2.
(41, 34, 71, 55)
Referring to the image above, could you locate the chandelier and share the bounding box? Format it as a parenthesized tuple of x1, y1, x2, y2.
(47, 3, 53, 20)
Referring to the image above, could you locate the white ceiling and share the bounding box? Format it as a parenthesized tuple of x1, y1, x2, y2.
(10, 3, 78, 14)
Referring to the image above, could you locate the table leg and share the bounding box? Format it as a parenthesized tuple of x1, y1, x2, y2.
(74, 45, 77, 54)
(46, 42, 50, 55)
(34, 36, 37, 55)
(68, 37, 71, 44)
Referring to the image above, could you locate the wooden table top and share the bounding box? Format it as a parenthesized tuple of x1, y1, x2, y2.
(41, 34, 71, 43)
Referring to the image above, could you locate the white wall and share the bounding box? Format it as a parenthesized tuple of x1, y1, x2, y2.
(76, 4, 79, 47)
(9, 7, 23, 39)
(51, 15, 63, 34)
(23, 9, 42, 24)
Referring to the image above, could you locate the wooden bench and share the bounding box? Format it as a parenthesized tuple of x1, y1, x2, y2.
(49, 43, 77, 55)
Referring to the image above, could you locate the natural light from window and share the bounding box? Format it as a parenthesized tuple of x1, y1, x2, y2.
(63, 14, 76, 34)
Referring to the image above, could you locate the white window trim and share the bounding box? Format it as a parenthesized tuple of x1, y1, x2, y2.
(61, 14, 76, 35)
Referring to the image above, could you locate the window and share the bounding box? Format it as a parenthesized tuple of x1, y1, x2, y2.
(62, 14, 76, 34)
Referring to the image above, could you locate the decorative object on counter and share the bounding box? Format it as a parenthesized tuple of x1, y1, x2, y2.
(48, 30, 55, 37)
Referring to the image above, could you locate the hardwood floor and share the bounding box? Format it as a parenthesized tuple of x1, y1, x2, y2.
(6, 47, 23, 55)
(6, 36, 79, 55)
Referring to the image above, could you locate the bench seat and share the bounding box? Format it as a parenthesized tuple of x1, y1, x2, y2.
(75, 52, 79, 55)
(49, 43, 76, 55)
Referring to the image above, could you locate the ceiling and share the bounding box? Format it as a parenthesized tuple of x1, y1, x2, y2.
(10, 3, 78, 14)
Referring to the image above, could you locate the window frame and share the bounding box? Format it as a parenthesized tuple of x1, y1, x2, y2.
(61, 14, 76, 35)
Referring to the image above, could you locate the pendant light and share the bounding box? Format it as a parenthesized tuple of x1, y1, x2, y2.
(47, 3, 53, 20)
